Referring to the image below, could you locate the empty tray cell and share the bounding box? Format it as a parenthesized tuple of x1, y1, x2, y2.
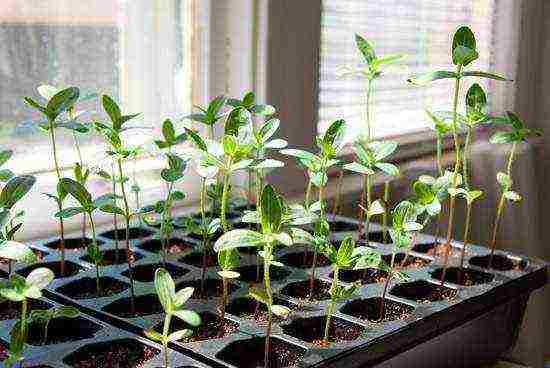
(56, 276, 129, 299)
(18, 261, 82, 278)
(123, 262, 189, 283)
(390, 280, 457, 303)
(100, 227, 153, 240)
(340, 297, 414, 322)
(81, 248, 143, 266)
(282, 315, 365, 345)
(102, 294, 163, 318)
(430, 267, 494, 286)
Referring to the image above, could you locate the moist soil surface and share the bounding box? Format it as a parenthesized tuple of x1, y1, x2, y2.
(331, 268, 388, 284)
(226, 297, 294, 325)
(137, 238, 193, 254)
(56, 276, 129, 300)
(431, 267, 494, 286)
(235, 264, 291, 283)
(0, 298, 51, 321)
(102, 294, 163, 318)
(1, 249, 47, 264)
(469, 254, 523, 271)
(81, 249, 143, 266)
(361, 231, 388, 244)
(44, 237, 100, 251)
(329, 220, 359, 232)
(411, 242, 438, 255)
(178, 251, 219, 268)
(18, 261, 82, 278)
(123, 262, 189, 283)
(176, 279, 238, 300)
(390, 280, 457, 303)
(62, 338, 158, 368)
(280, 279, 331, 301)
(340, 297, 414, 322)
(278, 251, 330, 269)
(26, 316, 102, 346)
(153, 311, 238, 343)
(216, 336, 305, 368)
(100, 227, 153, 241)
(381, 253, 431, 269)
(282, 315, 365, 345)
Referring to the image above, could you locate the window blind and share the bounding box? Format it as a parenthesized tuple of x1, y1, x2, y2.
(318, 0, 503, 142)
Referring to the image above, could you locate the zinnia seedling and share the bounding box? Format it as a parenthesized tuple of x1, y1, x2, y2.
(29, 305, 79, 345)
(217, 248, 241, 320)
(145, 268, 201, 368)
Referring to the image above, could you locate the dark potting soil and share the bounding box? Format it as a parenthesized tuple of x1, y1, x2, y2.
(361, 231, 388, 244)
(282, 315, 365, 345)
(178, 251, 218, 268)
(44, 237, 100, 251)
(328, 220, 359, 232)
(123, 262, 189, 283)
(176, 279, 239, 300)
(226, 297, 294, 325)
(340, 297, 414, 322)
(280, 279, 331, 301)
(1, 248, 47, 264)
(411, 242, 438, 255)
(102, 294, 163, 318)
(216, 336, 305, 368)
(56, 276, 129, 300)
(153, 311, 238, 343)
(390, 280, 457, 303)
(26, 316, 102, 346)
(430, 267, 494, 286)
(0, 340, 7, 361)
(18, 260, 82, 278)
(62, 338, 159, 368)
(234, 264, 291, 283)
(81, 248, 143, 266)
(0, 298, 51, 321)
(0, 269, 7, 278)
(100, 227, 153, 241)
(469, 254, 524, 272)
(332, 268, 388, 284)
(381, 253, 431, 269)
(137, 238, 193, 255)
(278, 251, 330, 269)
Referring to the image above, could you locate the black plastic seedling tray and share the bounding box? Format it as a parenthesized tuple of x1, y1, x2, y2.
(1, 212, 547, 368)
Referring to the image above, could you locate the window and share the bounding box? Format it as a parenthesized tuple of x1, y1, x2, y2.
(317, 0, 508, 143)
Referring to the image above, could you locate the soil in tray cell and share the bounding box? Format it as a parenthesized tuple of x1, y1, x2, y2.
(18, 260, 82, 278)
(278, 251, 330, 269)
(44, 237, 101, 251)
(176, 278, 239, 300)
(0, 340, 7, 361)
(282, 315, 365, 346)
(56, 276, 129, 299)
(431, 267, 494, 286)
(280, 279, 331, 302)
(390, 280, 457, 303)
(234, 264, 291, 283)
(27, 316, 102, 346)
(411, 241, 438, 255)
(62, 338, 158, 368)
(227, 296, 295, 325)
(100, 227, 153, 240)
(381, 253, 431, 269)
(469, 254, 525, 272)
(1, 298, 51, 321)
(361, 231, 388, 243)
(328, 220, 359, 232)
(340, 297, 414, 322)
(81, 248, 143, 266)
(178, 251, 219, 268)
(152, 311, 238, 343)
(123, 262, 189, 283)
(102, 294, 163, 318)
(331, 267, 388, 284)
(216, 336, 306, 368)
(137, 238, 193, 255)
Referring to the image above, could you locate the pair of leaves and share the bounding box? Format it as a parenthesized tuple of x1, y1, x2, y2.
(185, 95, 227, 126)
(154, 268, 201, 326)
(345, 140, 399, 177)
(155, 119, 187, 149)
(227, 91, 276, 116)
(217, 249, 241, 279)
(0, 268, 54, 301)
(248, 287, 291, 317)
(30, 306, 79, 324)
(489, 111, 542, 144)
(0, 176, 36, 210)
(101, 95, 141, 132)
(448, 187, 483, 205)
(25, 87, 80, 122)
(56, 178, 123, 217)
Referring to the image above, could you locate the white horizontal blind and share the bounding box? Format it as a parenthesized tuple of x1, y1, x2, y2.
(318, 0, 501, 142)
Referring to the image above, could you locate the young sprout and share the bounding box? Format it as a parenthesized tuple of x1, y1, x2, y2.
(282, 119, 345, 297)
(184, 95, 227, 142)
(29, 305, 79, 345)
(94, 94, 141, 308)
(145, 268, 201, 368)
(344, 140, 399, 241)
(57, 178, 122, 295)
(0, 267, 54, 367)
(217, 248, 241, 320)
(408, 26, 510, 275)
(487, 111, 541, 268)
(24, 86, 80, 275)
(320, 236, 381, 345)
(214, 184, 314, 368)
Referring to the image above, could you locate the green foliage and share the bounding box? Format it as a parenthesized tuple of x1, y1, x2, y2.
(217, 248, 241, 279)
(0, 241, 36, 264)
(184, 95, 227, 126)
(0, 268, 54, 302)
(25, 87, 80, 122)
(344, 141, 399, 177)
(489, 111, 542, 144)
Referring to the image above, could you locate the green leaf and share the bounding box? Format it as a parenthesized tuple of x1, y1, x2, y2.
(343, 162, 373, 175)
(407, 71, 457, 85)
(99, 204, 125, 215)
(258, 119, 280, 143)
(249, 287, 269, 305)
(260, 184, 282, 233)
(466, 83, 487, 112)
(251, 104, 276, 116)
(168, 329, 193, 342)
(59, 178, 92, 208)
(37, 85, 61, 100)
(0, 241, 36, 263)
(274, 232, 292, 246)
(173, 287, 194, 307)
(47, 87, 79, 119)
(218, 270, 240, 279)
(288, 227, 315, 245)
(337, 236, 355, 267)
(0, 169, 15, 182)
(371, 141, 397, 161)
(375, 162, 399, 176)
(355, 34, 376, 64)
(55, 206, 85, 218)
(223, 135, 237, 156)
(452, 45, 478, 67)
(461, 71, 510, 81)
(0, 175, 36, 209)
(252, 159, 285, 170)
(102, 95, 122, 128)
(452, 26, 476, 64)
(310, 171, 328, 187)
(0, 150, 13, 166)
(403, 221, 423, 231)
(264, 139, 288, 149)
(185, 128, 207, 151)
(367, 199, 385, 217)
(162, 119, 176, 143)
(53, 305, 80, 319)
(489, 131, 516, 144)
(25, 96, 48, 116)
(172, 309, 201, 327)
(207, 95, 227, 119)
(270, 305, 291, 317)
(154, 268, 176, 313)
(230, 159, 254, 172)
(26, 267, 54, 290)
(503, 190, 522, 202)
(144, 330, 164, 343)
(242, 92, 255, 107)
(372, 53, 405, 67)
(218, 248, 240, 271)
(413, 181, 435, 205)
(322, 119, 346, 148)
(280, 149, 317, 163)
(213, 229, 265, 252)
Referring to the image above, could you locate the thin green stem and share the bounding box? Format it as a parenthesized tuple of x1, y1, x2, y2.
(332, 169, 344, 215)
(323, 266, 339, 344)
(364, 175, 372, 241)
(221, 168, 232, 233)
(162, 313, 172, 368)
(304, 178, 312, 209)
(382, 181, 390, 244)
(200, 179, 209, 296)
(161, 181, 175, 265)
(459, 203, 471, 270)
(88, 213, 101, 295)
(463, 127, 472, 190)
(111, 164, 120, 263)
(263, 242, 274, 368)
(309, 184, 325, 296)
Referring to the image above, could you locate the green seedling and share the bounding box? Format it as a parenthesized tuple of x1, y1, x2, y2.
(217, 248, 241, 320)
(408, 26, 510, 276)
(0, 267, 54, 367)
(487, 111, 541, 268)
(24, 86, 80, 276)
(282, 119, 345, 297)
(96, 166, 122, 263)
(344, 140, 399, 241)
(184, 95, 227, 142)
(145, 268, 201, 368)
(94, 94, 141, 308)
(215, 184, 314, 368)
(320, 236, 381, 345)
(29, 305, 79, 345)
(57, 178, 122, 294)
